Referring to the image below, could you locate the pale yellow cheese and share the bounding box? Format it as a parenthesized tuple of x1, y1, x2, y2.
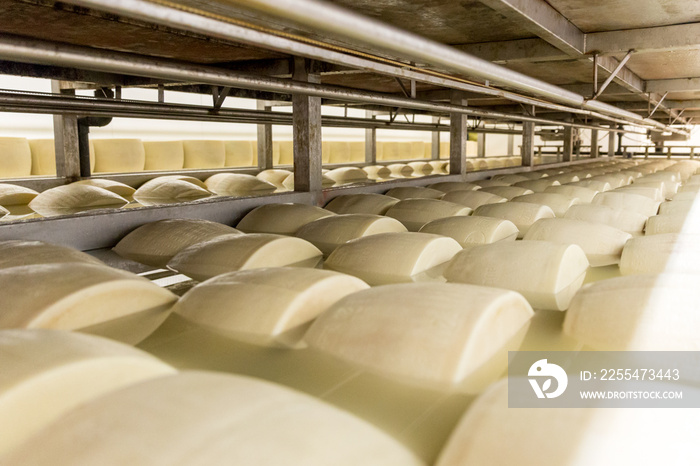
(256, 168, 293, 188)
(324, 232, 462, 285)
(518, 171, 547, 180)
(173, 268, 369, 348)
(385, 199, 472, 231)
(133, 177, 212, 205)
(491, 174, 530, 184)
(0, 206, 8, 218)
(478, 186, 534, 200)
(296, 214, 407, 256)
(407, 161, 433, 176)
(324, 193, 400, 215)
(510, 193, 580, 216)
(168, 233, 323, 281)
(544, 185, 598, 203)
(349, 141, 365, 162)
(324, 167, 369, 183)
(0, 240, 103, 270)
(384, 186, 444, 200)
(224, 140, 255, 167)
(204, 173, 276, 196)
(619, 233, 700, 275)
(428, 160, 449, 174)
(614, 185, 664, 202)
(523, 218, 631, 266)
(277, 141, 294, 165)
(387, 163, 414, 177)
(547, 173, 580, 184)
(362, 165, 392, 180)
(92, 139, 145, 173)
(472, 179, 510, 188)
(236, 203, 335, 235)
(427, 181, 481, 193)
(0, 137, 32, 178)
(513, 179, 561, 193)
(281, 172, 336, 190)
(645, 213, 700, 235)
(141, 141, 185, 171)
(305, 283, 533, 391)
(0, 263, 177, 344)
(564, 273, 700, 350)
(28, 139, 57, 176)
(564, 204, 647, 235)
(0, 329, 175, 456)
(113, 218, 241, 267)
(444, 240, 589, 310)
(182, 140, 225, 169)
(441, 190, 507, 210)
(0, 183, 38, 206)
(28, 184, 128, 216)
(568, 179, 612, 192)
(4, 371, 424, 466)
(472, 202, 555, 238)
(658, 199, 696, 216)
(590, 173, 631, 187)
(419, 216, 518, 248)
(592, 191, 660, 217)
(72, 179, 135, 197)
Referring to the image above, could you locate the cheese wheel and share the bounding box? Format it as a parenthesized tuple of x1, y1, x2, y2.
(478, 186, 534, 200)
(473, 202, 555, 238)
(510, 193, 580, 217)
(282, 172, 335, 190)
(325, 167, 369, 183)
(642, 171, 679, 184)
(544, 185, 598, 203)
(133, 177, 212, 205)
(619, 233, 700, 275)
(0, 137, 32, 178)
(513, 179, 561, 193)
(419, 216, 518, 248)
(204, 173, 276, 197)
(564, 274, 700, 350)
(385, 199, 472, 232)
(173, 268, 369, 348)
(387, 163, 414, 177)
(564, 204, 647, 235)
(0, 263, 177, 343)
(614, 185, 663, 202)
(236, 203, 335, 235)
(349, 141, 365, 162)
(92, 139, 145, 173)
(362, 165, 392, 180)
(324, 232, 462, 285)
(0, 240, 103, 270)
(148, 175, 208, 189)
(592, 191, 660, 217)
(658, 199, 696, 216)
(168, 233, 323, 281)
(472, 179, 510, 188)
(113, 219, 241, 267)
(141, 141, 185, 171)
(325, 193, 399, 215)
(28, 184, 128, 216)
(0, 183, 38, 206)
(645, 214, 700, 235)
(568, 179, 612, 192)
(491, 174, 529, 184)
(485, 158, 507, 169)
(436, 378, 700, 466)
(28, 139, 57, 175)
(427, 181, 481, 193)
(547, 173, 581, 184)
(676, 186, 700, 196)
(278, 140, 294, 165)
(591, 173, 632, 187)
(517, 171, 546, 180)
(407, 161, 433, 176)
(224, 140, 255, 167)
(523, 218, 631, 266)
(428, 160, 449, 174)
(296, 214, 407, 256)
(305, 283, 533, 391)
(634, 179, 677, 198)
(182, 140, 225, 169)
(0, 329, 176, 456)
(473, 159, 489, 170)
(72, 179, 135, 197)
(444, 241, 589, 310)
(5, 371, 423, 466)
(256, 169, 293, 188)
(384, 186, 444, 200)
(441, 190, 507, 210)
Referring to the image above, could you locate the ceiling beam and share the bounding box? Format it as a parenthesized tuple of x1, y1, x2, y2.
(647, 78, 700, 93)
(587, 23, 700, 55)
(477, 0, 584, 56)
(453, 38, 569, 64)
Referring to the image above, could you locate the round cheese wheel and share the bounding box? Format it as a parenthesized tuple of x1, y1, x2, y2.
(478, 186, 534, 200)
(491, 174, 529, 184)
(619, 233, 700, 275)
(513, 179, 561, 193)
(0, 240, 103, 270)
(472, 179, 511, 188)
(92, 139, 145, 173)
(72, 179, 135, 197)
(28, 184, 128, 216)
(385, 186, 444, 200)
(204, 173, 276, 196)
(645, 213, 700, 235)
(133, 177, 212, 205)
(387, 163, 414, 178)
(224, 140, 255, 167)
(362, 165, 392, 180)
(441, 190, 507, 210)
(472, 202, 555, 238)
(427, 181, 481, 193)
(407, 162, 433, 176)
(28, 139, 57, 176)
(0, 137, 32, 178)
(385, 199, 472, 232)
(182, 140, 225, 169)
(544, 185, 598, 203)
(324, 167, 369, 183)
(510, 193, 580, 217)
(0, 183, 39, 206)
(419, 216, 518, 248)
(236, 203, 335, 235)
(256, 169, 293, 189)
(564, 204, 647, 235)
(348, 141, 365, 162)
(327, 141, 351, 164)
(658, 199, 696, 216)
(325, 193, 399, 215)
(142, 141, 185, 171)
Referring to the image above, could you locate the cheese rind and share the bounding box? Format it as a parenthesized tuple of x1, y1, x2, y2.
(113, 218, 241, 267)
(28, 184, 128, 216)
(384, 186, 444, 200)
(325, 193, 399, 215)
(444, 240, 589, 310)
(478, 186, 534, 200)
(385, 199, 472, 231)
(28, 139, 57, 175)
(619, 233, 700, 275)
(0, 240, 103, 270)
(0, 183, 39, 206)
(92, 139, 145, 173)
(419, 216, 518, 248)
(0, 137, 32, 178)
(133, 177, 212, 204)
(173, 267, 369, 347)
(324, 232, 462, 285)
(441, 190, 507, 210)
(544, 185, 598, 203)
(324, 167, 369, 183)
(645, 214, 700, 235)
(592, 191, 660, 217)
(182, 140, 225, 169)
(510, 193, 580, 216)
(168, 233, 323, 281)
(142, 141, 185, 171)
(564, 204, 647, 235)
(204, 173, 276, 196)
(224, 140, 255, 167)
(428, 182, 481, 193)
(362, 165, 392, 180)
(236, 203, 335, 235)
(305, 283, 533, 390)
(256, 169, 293, 189)
(72, 179, 135, 197)
(473, 202, 555, 238)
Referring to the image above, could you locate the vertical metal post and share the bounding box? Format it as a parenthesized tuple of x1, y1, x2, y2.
(522, 121, 535, 167)
(608, 125, 617, 156)
(256, 100, 273, 170)
(51, 80, 81, 182)
(477, 133, 486, 158)
(590, 129, 599, 158)
(507, 134, 515, 156)
(364, 110, 376, 164)
(563, 125, 574, 162)
(431, 116, 440, 160)
(292, 58, 323, 201)
(449, 91, 467, 177)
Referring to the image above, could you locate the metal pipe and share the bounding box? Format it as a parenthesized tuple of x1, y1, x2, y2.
(60, 0, 684, 134)
(0, 36, 622, 130)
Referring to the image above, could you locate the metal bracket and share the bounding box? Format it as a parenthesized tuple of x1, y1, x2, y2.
(590, 50, 634, 100)
(648, 92, 668, 118)
(212, 86, 231, 110)
(394, 77, 410, 98)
